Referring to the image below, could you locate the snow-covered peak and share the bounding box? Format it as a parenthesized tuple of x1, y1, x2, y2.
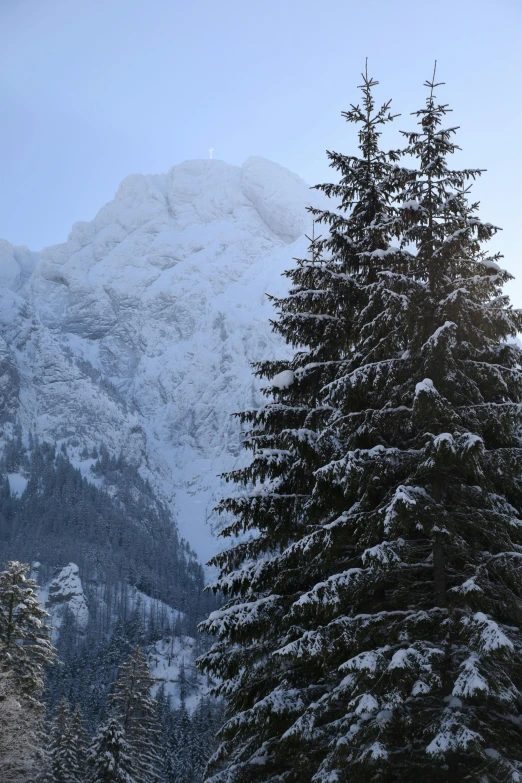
(1, 156, 325, 562)
(108, 156, 311, 244)
(66, 156, 311, 250)
(28, 156, 319, 338)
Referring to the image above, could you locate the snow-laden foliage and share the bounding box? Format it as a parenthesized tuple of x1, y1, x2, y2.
(0, 562, 54, 781)
(88, 717, 137, 783)
(157, 688, 224, 783)
(0, 560, 55, 696)
(199, 66, 522, 783)
(0, 671, 46, 783)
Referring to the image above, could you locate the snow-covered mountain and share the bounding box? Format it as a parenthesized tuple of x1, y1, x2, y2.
(0, 156, 323, 562)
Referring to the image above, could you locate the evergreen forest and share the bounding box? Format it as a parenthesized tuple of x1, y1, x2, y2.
(0, 437, 222, 782)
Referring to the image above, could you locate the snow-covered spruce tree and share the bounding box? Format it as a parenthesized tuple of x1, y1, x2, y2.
(110, 646, 165, 783)
(48, 697, 83, 783)
(320, 68, 522, 781)
(88, 717, 136, 783)
(198, 68, 412, 782)
(0, 670, 47, 783)
(200, 66, 522, 782)
(0, 561, 55, 781)
(294, 69, 522, 783)
(0, 560, 55, 695)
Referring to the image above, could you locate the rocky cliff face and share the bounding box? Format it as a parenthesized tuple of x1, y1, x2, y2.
(0, 289, 142, 449)
(37, 563, 90, 637)
(0, 156, 323, 561)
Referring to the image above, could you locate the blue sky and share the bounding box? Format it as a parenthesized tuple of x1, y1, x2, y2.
(1, 0, 520, 296)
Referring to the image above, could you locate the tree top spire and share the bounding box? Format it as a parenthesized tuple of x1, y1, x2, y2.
(424, 59, 446, 97)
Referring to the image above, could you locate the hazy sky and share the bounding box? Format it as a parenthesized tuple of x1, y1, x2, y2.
(1, 0, 520, 295)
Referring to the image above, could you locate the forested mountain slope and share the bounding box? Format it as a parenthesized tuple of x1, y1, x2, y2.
(0, 435, 223, 778)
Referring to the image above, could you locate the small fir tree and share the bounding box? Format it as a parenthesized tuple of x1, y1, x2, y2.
(190, 697, 223, 782)
(49, 697, 83, 783)
(110, 646, 165, 783)
(0, 670, 46, 783)
(71, 705, 90, 779)
(0, 561, 55, 782)
(155, 684, 175, 781)
(88, 717, 136, 783)
(170, 702, 195, 783)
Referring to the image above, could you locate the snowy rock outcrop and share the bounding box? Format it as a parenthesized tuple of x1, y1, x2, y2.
(0, 286, 154, 471)
(0, 239, 38, 293)
(38, 563, 89, 636)
(35, 561, 203, 705)
(0, 156, 325, 560)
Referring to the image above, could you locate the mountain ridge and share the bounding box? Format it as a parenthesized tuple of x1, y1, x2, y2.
(0, 155, 324, 561)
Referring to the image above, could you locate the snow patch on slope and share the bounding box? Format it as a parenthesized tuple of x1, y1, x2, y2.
(148, 636, 207, 711)
(7, 473, 27, 497)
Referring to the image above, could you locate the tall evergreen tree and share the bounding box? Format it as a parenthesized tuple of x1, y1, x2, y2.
(110, 647, 165, 783)
(199, 66, 522, 783)
(0, 562, 55, 781)
(198, 66, 408, 782)
(0, 560, 55, 696)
